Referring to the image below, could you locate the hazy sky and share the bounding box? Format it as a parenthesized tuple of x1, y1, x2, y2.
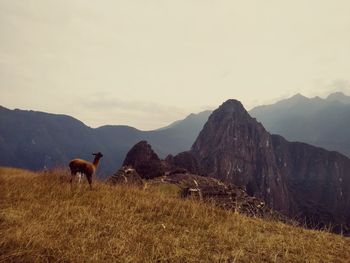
(1, 1, 350, 130)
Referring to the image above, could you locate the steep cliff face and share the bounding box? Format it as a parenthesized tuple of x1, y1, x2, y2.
(191, 100, 289, 211)
(272, 135, 350, 230)
(191, 99, 350, 231)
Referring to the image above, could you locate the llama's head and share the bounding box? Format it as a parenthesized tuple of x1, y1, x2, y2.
(92, 152, 103, 159)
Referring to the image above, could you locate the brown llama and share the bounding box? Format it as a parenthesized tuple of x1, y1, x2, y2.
(69, 152, 103, 189)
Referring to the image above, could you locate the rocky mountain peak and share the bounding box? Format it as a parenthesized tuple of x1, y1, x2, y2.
(215, 99, 248, 116)
(190, 98, 350, 233)
(123, 140, 160, 164)
(191, 99, 287, 211)
(122, 140, 164, 179)
(192, 99, 264, 152)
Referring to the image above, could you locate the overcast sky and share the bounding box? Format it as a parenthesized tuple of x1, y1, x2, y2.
(1, 0, 350, 130)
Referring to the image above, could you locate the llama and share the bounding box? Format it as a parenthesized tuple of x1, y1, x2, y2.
(69, 152, 103, 189)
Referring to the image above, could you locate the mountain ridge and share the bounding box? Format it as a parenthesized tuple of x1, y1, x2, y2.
(0, 105, 210, 176)
(249, 91, 350, 157)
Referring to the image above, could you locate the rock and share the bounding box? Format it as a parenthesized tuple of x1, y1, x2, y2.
(123, 141, 164, 179)
(108, 166, 143, 187)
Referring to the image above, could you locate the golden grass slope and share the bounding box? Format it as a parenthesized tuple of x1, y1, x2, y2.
(0, 167, 349, 262)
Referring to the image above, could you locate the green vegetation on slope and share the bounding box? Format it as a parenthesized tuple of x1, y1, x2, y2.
(0, 167, 349, 262)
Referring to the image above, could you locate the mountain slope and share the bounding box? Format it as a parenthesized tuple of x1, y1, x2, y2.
(0, 106, 210, 176)
(249, 92, 350, 157)
(0, 106, 100, 170)
(1, 167, 349, 262)
(191, 99, 350, 233)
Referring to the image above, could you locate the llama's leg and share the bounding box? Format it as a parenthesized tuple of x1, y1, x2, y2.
(77, 172, 82, 184)
(86, 174, 92, 190)
(70, 171, 76, 190)
(70, 172, 74, 184)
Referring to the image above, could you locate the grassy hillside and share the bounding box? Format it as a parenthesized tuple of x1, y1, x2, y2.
(1, 167, 349, 262)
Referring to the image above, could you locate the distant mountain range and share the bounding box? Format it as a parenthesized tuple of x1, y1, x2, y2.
(2, 91, 350, 177)
(0, 106, 211, 176)
(249, 92, 350, 157)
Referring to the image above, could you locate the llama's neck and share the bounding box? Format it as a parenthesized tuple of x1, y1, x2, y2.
(93, 157, 102, 167)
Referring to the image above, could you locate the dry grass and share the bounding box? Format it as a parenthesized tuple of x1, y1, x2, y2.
(0, 167, 349, 262)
